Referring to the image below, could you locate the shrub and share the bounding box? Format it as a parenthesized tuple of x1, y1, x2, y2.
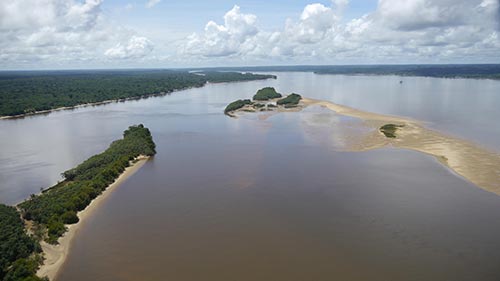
(224, 99, 252, 114)
(277, 93, 302, 105)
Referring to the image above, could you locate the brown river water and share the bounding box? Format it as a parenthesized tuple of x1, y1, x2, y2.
(1, 73, 500, 280)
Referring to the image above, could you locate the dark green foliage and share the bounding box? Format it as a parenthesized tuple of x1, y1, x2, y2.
(380, 124, 404, 138)
(199, 64, 500, 80)
(267, 104, 277, 108)
(313, 64, 500, 79)
(201, 72, 276, 83)
(224, 99, 252, 114)
(254, 103, 265, 108)
(277, 93, 302, 105)
(253, 87, 282, 100)
(3, 258, 46, 281)
(0, 70, 275, 117)
(18, 125, 156, 243)
(0, 205, 41, 281)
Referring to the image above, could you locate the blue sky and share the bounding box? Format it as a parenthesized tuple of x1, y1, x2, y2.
(104, 0, 377, 30)
(0, 0, 499, 69)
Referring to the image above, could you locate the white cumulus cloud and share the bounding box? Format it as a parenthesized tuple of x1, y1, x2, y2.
(179, 0, 500, 64)
(182, 5, 258, 57)
(105, 36, 154, 59)
(0, 0, 154, 68)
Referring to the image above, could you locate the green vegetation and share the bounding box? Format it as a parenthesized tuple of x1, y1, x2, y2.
(0, 70, 275, 117)
(202, 72, 276, 83)
(253, 87, 282, 100)
(18, 125, 156, 243)
(224, 99, 252, 115)
(277, 93, 302, 106)
(0, 205, 44, 281)
(380, 124, 404, 138)
(203, 64, 500, 80)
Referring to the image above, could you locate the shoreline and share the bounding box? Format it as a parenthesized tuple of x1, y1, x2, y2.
(302, 98, 500, 195)
(303, 98, 500, 195)
(0, 76, 277, 120)
(0, 91, 179, 120)
(36, 156, 149, 280)
(231, 97, 500, 196)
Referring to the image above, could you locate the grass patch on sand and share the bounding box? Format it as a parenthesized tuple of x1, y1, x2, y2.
(380, 124, 404, 138)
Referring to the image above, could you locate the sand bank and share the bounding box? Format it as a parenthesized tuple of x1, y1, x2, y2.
(36, 156, 149, 280)
(233, 97, 500, 196)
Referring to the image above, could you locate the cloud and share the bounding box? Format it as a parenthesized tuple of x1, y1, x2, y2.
(105, 36, 154, 59)
(183, 5, 258, 57)
(179, 0, 500, 64)
(146, 0, 161, 8)
(0, 0, 153, 68)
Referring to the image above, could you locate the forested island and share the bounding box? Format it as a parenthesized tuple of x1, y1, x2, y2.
(0, 124, 156, 281)
(224, 87, 302, 116)
(0, 70, 276, 117)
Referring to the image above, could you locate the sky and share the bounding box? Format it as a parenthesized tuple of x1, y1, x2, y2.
(1, 0, 499, 69)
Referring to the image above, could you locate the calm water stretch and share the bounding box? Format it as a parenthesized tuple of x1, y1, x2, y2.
(1, 73, 500, 280)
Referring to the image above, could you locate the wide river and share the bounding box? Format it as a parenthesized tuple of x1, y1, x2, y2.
(1, 73, 500, 280)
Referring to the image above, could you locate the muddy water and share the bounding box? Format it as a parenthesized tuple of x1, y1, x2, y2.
(0, 73, 500, 280)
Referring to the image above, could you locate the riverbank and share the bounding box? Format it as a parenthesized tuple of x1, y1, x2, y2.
(36, 156, 149, 280)
(0, 91, 177, 120)
(230, 97, 500, 196)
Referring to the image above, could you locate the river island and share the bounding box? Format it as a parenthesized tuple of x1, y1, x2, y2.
(0, 124, 156, 281)
(225, 87, 500, 196)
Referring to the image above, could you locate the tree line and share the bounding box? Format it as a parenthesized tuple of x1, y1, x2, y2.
(0, 70, 275, 117)
(18, 125, 156, 244)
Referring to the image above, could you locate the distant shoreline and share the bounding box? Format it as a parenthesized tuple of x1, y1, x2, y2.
(0, 89, 186, 120)
(36, 156, 149, 281)
(0, 73, 277, 120)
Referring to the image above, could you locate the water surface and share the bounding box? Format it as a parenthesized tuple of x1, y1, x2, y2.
(0, 73, 500, 280)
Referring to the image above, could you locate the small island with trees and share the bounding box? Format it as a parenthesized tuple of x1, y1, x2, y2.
(0, 124, 156, 281)
(225, 87, 302, 117)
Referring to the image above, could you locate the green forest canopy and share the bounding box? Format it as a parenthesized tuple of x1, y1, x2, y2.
(0, 204, 44, 281)
(253, 87, 282, 100)
(18, 125, 156, 244)
(0, 70, 275, 117)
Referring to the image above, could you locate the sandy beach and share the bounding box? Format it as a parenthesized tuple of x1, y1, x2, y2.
(232, 97, 500, 196)
(36, 156, 149, 281)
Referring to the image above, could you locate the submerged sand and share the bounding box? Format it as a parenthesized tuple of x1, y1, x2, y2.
(233, 97, 500, 196)
(36, 156, 149, 281)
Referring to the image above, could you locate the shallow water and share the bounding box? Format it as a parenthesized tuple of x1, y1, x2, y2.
(1, 73, 500, 280)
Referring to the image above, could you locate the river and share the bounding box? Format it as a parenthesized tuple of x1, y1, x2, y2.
(1, 73, 500, 280)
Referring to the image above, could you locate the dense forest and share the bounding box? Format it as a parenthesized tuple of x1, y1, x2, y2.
(0, 70, 275, 117)
(18, 125, 156, 243)
(198, 64, 500, 80)
(0, 205, 44, 281)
